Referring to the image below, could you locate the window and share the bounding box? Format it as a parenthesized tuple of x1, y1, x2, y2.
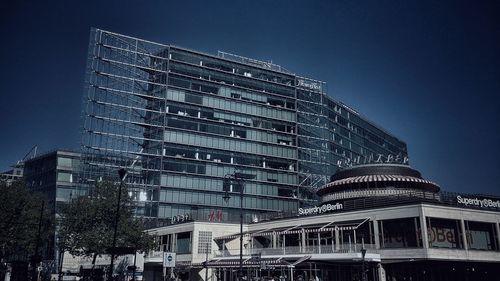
(176, 232, 192, 254)
(465, 221, 498, 250)
(427, 217, 463, 249)
(57, 172, 73, 183)
(379, 218, 422, 248)
(57, 157, 72, 167)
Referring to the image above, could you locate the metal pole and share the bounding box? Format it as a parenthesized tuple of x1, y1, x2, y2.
(361, 248, 367, 281)
(132, 249, 137, 281)
(205, 242, 209, 281)
(32, 200, 45, 281)
(109, 168, 127, 281)
(239, 179, 244, 281)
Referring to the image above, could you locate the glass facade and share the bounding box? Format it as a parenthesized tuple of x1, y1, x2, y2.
(23, 150, 82, 212)
(81, 29, 407, 224)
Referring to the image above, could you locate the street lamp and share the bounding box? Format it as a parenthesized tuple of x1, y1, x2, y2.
(222, 172, 255, 281)
(109, 168, 127, 281)
(360, 247, 367, 281)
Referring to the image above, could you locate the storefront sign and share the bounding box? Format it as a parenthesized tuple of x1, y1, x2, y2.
(337, 153, 409, 168)
(171, 213, 190, 224)
(298, 203, 343, 216)
(456, 196, 500, 209)
(297, 79, 322, 91)
(208, 210, 224, 222)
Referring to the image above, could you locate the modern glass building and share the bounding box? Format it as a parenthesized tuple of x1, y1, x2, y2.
(23, 150, 82, 213)
(80, 28, 407, 225)
(22, 149, 82, 269)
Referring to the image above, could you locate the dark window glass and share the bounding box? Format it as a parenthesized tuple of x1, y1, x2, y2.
(466, 221, 498, 250)
(176, 231, 192, 254)
(379, 218, 422, 248)
(427, 217, 463, 249)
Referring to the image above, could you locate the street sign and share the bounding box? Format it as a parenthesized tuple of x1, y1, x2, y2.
(163, 252, 176, 268)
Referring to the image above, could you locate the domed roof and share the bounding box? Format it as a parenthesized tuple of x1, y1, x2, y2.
(317, 164, 440, 196)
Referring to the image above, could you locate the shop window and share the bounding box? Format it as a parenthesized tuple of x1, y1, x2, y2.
(427, 217, 463, 249)
(465, 221, 498, 250)
(379, 217, 422, 248)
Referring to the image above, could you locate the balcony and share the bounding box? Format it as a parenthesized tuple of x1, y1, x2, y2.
(215, 244, 377, 258)
(144, 250, 164, 263)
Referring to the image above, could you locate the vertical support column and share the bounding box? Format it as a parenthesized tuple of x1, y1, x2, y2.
(460, 219, 468, 250)
(301, 229, 306, 253)
(335, 227, 340, 251)
(495, 223, 500, 250)
(373, 219, 381, 249)
(283, 234, 286, 255)
(317, 233, 321, 254)
(353, 229, 357, 251)
(418, 207, 429, 249)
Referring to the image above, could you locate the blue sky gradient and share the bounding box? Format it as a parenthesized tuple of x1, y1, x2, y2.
(0, 0, 498, 194)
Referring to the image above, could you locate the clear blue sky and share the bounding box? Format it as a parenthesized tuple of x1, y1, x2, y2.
(0, 0, 498, 194)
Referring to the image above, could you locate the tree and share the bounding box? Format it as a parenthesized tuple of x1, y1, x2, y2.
(0, 181, 52, 279)
(58, 180, 155, 269)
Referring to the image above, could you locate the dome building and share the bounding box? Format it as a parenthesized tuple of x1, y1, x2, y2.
(318, 164, 441, 210)
(144, 163, 500, 281)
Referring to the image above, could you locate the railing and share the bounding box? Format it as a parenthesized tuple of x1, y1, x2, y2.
(252, 191, 500, 224)
(144, 250, 164, 261)
(214, 244, 376, 257)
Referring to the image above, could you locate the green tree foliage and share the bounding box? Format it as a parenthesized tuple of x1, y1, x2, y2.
(58, 181, 155, 262)
(0, 181, 52, 261)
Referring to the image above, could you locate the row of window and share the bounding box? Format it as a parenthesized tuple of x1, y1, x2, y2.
(164, 115, 295, 145)
(166, 98, 295, 134)
(163, 143, 295, 171)
(380, 217, 499, 250)
(169, 75, 295, 110)
(163, 129, 297, 159)
(166, 87, 296, 122)
(169, 61, 295, 98)
(162, 160, 297, 185)
(170, 49, 294, 87)
(160, 174, 296, 197)
(156, 191, 297, 215)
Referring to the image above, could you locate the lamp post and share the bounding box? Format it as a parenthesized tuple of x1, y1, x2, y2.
(109, 168, 127, 281)
(223, 172, 255, 281)
(360, 247, 367, 281)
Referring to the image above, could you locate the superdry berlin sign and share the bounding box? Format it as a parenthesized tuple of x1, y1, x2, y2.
(456, 195, 500, 209)
(298, 203, 343, 216)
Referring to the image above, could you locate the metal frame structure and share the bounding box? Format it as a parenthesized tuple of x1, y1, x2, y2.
(80, 29, 408, 223)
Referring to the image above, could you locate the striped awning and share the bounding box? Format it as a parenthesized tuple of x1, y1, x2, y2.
(191, 258, 290, 268)
(324, 174, 439, 188)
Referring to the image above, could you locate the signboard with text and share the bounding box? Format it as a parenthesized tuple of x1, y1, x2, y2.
(456, 195, 500, 210)
(298, 203, 343, 216)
